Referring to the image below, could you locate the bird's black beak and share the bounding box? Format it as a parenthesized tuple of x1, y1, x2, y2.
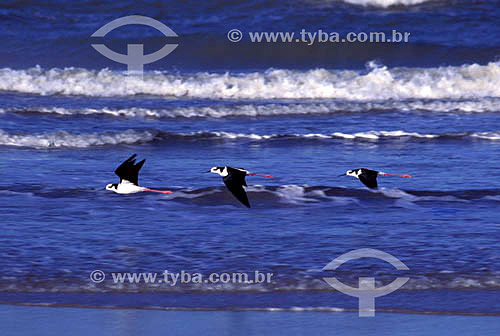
(338, 174, 346, 177)
(206, 170, 211, 173)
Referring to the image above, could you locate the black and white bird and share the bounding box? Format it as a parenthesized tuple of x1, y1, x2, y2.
(209, 166, 273, 208)
(105, 154, 172, 194)
(339, 168, 412, 189)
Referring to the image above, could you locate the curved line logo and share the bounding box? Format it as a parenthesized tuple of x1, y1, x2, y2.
(91, 15, 178, 76)
(322, 248, 409, 317)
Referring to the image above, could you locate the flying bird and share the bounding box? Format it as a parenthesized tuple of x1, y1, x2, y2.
(105, 154, 172, 194)
(209, 166, 273, 208)
(339, 168, 412, 189)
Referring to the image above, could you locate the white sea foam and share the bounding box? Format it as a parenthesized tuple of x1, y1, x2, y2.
(275, 185, 314, 204)
(1, 271, 497, 294)
(0, 129, 155, 148)
(341, 0, 432, 7)
(3, 98, 500, 119)
(202, 130, 441, 140)
(213, 130, 500, 141)
(1, 129, 499, 148)
(470, 131, 500, 140)
(1, 62, 499, 100)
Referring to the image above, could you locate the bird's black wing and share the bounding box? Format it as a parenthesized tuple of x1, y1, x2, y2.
(223, 167, 250, 208)
(114, 154, 145, 185)
(358, 169, 379, 189)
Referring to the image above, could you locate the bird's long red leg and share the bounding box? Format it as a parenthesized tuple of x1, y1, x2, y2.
(247, 173, 274, 178)
(380, 173, 412, 178)
(144, 188, 173, 194)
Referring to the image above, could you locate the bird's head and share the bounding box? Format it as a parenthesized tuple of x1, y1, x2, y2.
(209, 166, 228, 177)
(339, 169, 361, 178)
(346, 169, 359, 177)
(105, 183, 118, 191)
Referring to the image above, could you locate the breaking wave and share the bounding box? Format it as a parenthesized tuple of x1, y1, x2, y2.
(340, 0, 434, 7)
(4, 183, 500, 204)
(0, 129, 155, 148)
(1, 62, 499, 100)
(0, 268, 497, 294)
(2, 98, 500, 119)
(0, 301, 498, 316)
(2, 129, 500, 148)
(148, 185, 500, 208)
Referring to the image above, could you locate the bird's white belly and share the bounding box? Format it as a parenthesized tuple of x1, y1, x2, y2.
(115, 183, 145, 194)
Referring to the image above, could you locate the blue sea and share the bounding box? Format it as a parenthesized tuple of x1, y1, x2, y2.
(0, 0, 499, 323)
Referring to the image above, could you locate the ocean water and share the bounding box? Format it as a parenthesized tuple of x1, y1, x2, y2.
(0, 0, 499, 317)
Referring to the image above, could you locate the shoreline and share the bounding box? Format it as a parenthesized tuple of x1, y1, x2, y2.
(1, 301, 498, 317)
(2, 304, 499, 336)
